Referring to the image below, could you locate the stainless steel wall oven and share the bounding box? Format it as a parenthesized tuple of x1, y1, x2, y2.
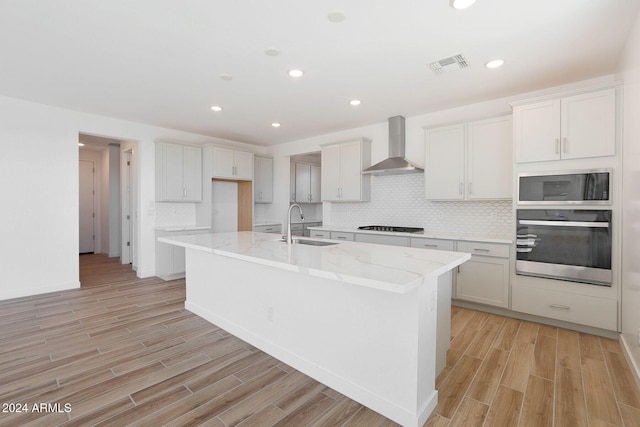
(516, 209, 612, 286)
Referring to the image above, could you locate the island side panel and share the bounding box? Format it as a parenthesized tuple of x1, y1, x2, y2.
(184, 248, 439, 427)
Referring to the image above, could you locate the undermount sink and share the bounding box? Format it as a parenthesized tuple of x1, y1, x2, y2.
(275, 238, 339, 247)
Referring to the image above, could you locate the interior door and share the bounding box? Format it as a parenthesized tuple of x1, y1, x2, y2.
(79, 160, 95, 254)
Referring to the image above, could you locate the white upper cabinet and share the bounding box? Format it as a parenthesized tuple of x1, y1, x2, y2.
(156, 141, 202, 202)
(425, 124, 465, 200)
(425, 116, 512, 200)
(254, 156, 273, 203)
(321, 138, 371, 202)
(514, 88, 616, 163)
(212, 147, 254, 180)
(294, 163, 321, 203)
(467, 116, 513, 200)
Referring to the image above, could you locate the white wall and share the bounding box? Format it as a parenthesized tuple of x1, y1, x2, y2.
(618, 7, 640, 383)
(0, 95, 263, 301)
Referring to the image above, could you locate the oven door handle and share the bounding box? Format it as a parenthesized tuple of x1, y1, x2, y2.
(518, 220, 609, 228)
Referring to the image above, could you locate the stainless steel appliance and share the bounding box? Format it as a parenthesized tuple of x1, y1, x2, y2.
(517, 169, 611, 205)
(516, 209, 612, 286)
(358, 225, 424, 233)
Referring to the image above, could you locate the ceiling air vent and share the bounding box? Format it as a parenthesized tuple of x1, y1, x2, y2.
(429, 54, 469, 74)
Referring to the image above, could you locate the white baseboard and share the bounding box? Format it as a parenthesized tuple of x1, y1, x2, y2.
(0, 281, 80, 302)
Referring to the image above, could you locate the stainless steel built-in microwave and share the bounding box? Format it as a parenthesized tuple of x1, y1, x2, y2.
(517, 169, 611, 205)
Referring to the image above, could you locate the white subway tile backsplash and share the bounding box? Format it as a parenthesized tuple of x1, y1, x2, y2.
(155, 202, 197, 226)
(328, 174, 513, 236)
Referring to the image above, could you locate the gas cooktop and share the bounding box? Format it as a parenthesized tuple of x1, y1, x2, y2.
(357, 225, 424, 233)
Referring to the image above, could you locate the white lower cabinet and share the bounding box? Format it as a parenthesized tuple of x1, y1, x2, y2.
(512, 283, 617, 331)
(156, 229, 210, 281)
(455, 241, 510, 308)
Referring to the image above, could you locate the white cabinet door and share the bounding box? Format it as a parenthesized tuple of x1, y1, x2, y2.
(160, 142, 185, 201)
(182, 145, 202, 202)
(212, 147, 235, 178)
(425, 124, 465, 200)
(310, 165, 321, 203)
(339, 140, 363, 201)
(561, 88, 616, 160)
(321, 144, 341, 201)
(234, 150, 254, 180)
(456, 257, 510, 308)
(467, 116, 512, 200)
(290, 163, 296, 203)
(514, 100, 560, 163)
(295, 163, 311, 202)
(254, 156, 273, 203)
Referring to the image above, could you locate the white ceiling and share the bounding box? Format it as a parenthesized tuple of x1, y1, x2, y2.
(1, 1, 639, 146)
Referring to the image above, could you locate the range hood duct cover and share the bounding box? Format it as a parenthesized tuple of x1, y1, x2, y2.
(362, 116, 424, 175)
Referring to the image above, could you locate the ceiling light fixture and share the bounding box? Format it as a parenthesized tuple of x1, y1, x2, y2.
(210, 105, 223, 112)
(328, 11, 346, 23)
(271, 122, 281, 128)
(264, 48, 280, 57)
(451, 0, 476, 10)
(485, 59, 504, 69)
(288, 69, 304, 78)
(219, 74, 233, 81)
(349, 99, 361, 106)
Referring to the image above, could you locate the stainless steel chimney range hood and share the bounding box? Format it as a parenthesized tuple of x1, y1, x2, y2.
(362, 115, 424, 176)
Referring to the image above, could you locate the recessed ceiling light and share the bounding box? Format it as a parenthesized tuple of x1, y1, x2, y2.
(328, 11, 346, 23)
(288, 69, 304, 78)
(78, 142, 85, 147)
(219, 74, 233, 81)
(451, 0, 476, 10)
(271, 122, 281, 128)
(485, 59, 504, 69)
(264, 48, 280, 57)
(210, 105, 223, 112)
(349, 99, 361, 106)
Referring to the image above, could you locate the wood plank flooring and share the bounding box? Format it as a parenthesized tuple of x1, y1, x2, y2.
(0, 254, 638, 426)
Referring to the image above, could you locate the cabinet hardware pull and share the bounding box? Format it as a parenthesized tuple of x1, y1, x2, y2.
(549, 304, 570, 310)
(563, 137, 568, 154)
(265, 228, 273, 231)
(473, 248, 490, 252)
(459, 182, 463, 195)
(337, 236, 347, 240)
(468, 182, 473, 195)
(424, 244, 438, 248)
(555, 138, 560, 154)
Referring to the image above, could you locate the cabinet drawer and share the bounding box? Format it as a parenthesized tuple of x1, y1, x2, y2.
(410, 238, 455, 251)
(310, 230, 330, 239)
(457, 241, 510, 258)
(253, 224, 281, 234)
(512, 284, 617, 330)
(355, 233, 409, 247)
(330, 232, 355, 241)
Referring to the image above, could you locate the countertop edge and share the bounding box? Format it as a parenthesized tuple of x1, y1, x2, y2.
(307, 226, 513, 244)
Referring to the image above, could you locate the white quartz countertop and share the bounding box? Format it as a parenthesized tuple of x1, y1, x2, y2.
(307, 226, 513, 244)
(158, 231, 470, 294)
(154, 225, 211, 232)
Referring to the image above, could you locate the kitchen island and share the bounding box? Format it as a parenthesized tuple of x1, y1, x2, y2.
(158, 231, 470, 427)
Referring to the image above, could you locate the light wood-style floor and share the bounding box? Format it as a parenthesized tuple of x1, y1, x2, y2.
(0, 254, 638, 426)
